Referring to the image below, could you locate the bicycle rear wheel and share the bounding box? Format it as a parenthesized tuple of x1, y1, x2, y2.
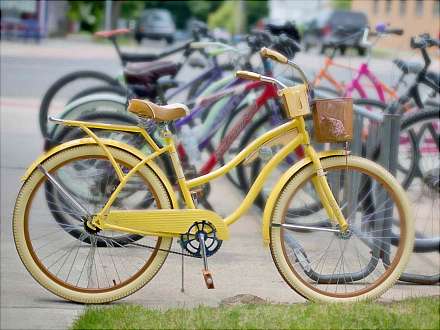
(270, 155, 414, 302)
(13, 145, 173, 303)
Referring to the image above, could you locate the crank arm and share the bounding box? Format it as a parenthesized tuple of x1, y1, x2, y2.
(197, 232, 215, 289)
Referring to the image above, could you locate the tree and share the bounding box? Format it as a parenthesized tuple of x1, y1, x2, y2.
(332, 0, 352, 10)
(67, 0, 104, 32)
(208, 0, 267, 34)
(207, 1, 236, 33)
(189, 1, 224, 21)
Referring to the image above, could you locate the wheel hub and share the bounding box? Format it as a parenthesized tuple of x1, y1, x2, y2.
(336, 227, 352, 240)
(83, 215, 101, 234)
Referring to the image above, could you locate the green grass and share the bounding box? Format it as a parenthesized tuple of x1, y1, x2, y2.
(71, 296, 440, 329)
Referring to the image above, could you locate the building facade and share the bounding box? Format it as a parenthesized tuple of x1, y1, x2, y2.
(351, 0, 440, 49)
(269, 0, 331, 25)
(1, 0, 68, 39)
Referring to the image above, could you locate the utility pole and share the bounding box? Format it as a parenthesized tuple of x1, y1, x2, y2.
(105, 0, 112, 30)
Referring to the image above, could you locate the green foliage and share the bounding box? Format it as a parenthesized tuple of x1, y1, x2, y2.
(332, 0, 352, 10)
(67, 0, 267, 33)
(208, 0, 268, 34)
(120, 1, 144, 20)
(130, 0, 224, 29)
(208, 1, 236, 34)
(67, 0, 104, 32)
(189, 1, 224, 21)
(246, 0, 268, 27)
(71, 296, 440, 329)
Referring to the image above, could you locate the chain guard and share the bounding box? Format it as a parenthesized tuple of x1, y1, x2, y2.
(180, 221, 222, 258)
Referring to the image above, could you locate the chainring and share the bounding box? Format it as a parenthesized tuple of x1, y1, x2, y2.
(180, 221, 222, 258)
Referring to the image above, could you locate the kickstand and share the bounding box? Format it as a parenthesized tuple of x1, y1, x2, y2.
(180, 243, 185, 293)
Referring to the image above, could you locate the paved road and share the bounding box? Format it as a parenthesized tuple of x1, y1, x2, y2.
(1, 39, 439, 329)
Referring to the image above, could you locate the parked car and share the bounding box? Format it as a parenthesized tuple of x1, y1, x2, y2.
(134, 9, 176, 44)
(302, 10, 368, 55)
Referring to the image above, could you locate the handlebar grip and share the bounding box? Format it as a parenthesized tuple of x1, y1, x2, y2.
(260, 47, 288, 64)
(235, 71, 261, 81)
(386, 28, 404, 36)
(411, 36, 422, 49)
(411, 34, 431, 49)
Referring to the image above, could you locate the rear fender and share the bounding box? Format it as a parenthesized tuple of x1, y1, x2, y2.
(22, 138, 178, 208)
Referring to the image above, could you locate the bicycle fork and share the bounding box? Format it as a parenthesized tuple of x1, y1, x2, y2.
(305, 145, 349, 232)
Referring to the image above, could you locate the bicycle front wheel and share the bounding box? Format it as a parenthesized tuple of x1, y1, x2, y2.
(13, 145, 173, 303)
(270, 155, 414, 302)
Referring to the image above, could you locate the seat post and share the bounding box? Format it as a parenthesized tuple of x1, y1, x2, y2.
(162, 125, 195, 209)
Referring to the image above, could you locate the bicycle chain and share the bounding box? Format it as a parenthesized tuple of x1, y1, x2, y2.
(95, 234, 200, 258)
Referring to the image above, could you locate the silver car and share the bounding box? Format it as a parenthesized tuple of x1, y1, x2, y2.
(135, 9, 176, 44)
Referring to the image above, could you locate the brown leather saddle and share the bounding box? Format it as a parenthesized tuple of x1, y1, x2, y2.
(128, 99, 189, 121)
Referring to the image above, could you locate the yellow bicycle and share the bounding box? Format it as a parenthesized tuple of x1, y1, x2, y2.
(13, 48, 414, 304)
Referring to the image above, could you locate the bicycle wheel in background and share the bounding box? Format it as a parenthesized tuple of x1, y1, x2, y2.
(46, 96, 129, 147)
(13, 145, 173, 303)
(67, 85, 127, 104)
(270, 155, 414, 302)
(397, 108, 439, 283)
(39, 70, 120, 138)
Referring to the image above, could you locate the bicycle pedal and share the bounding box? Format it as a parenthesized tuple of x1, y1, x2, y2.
(203, 270, 215, 289)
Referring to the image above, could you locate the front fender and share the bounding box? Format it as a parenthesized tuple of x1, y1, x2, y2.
(262, 150, 347, 245)
(22, 138, 179, 208)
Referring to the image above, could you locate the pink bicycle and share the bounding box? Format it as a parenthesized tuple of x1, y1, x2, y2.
(312, 24, 404, 102)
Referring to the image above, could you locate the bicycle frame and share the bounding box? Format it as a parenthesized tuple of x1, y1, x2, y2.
(165, 57, 224, 101)
(175, 60, 288, 174)
(193, 80, 277, 175)
(41, 113, 348, 242)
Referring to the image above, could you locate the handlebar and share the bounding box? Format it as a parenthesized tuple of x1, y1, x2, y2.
(235, 69, 287, 88)
(360, 24, 403, 47)
(259, 47, 309, 87)
(374, 23, 404, 36)
(260, 47, 288, 64)
(236, 46, 309, 89)
(411, 33, 440, 49)
(190, 41, 245, 57)
(236, 71, 262, 81)
(328, 24, 403, 49)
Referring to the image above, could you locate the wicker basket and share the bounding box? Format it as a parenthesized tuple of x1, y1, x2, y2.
(312, 98, 353, 143)
(278, 84, 311, 118)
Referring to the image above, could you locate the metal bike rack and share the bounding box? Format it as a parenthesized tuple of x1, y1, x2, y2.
(353, 106, 439, 284)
